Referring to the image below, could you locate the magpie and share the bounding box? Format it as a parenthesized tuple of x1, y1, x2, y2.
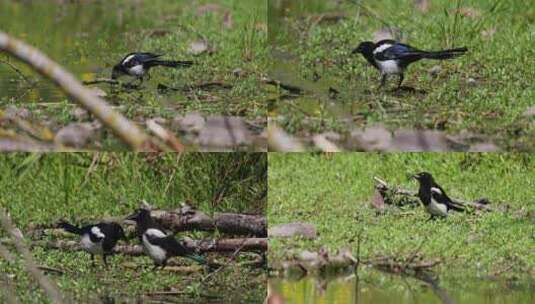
(111, 52, 193, 83)
(125, 209, 206, 270)
(58, 220, 125, 267)
(352, 40, 467, 89)
(411, 172, 464, 220)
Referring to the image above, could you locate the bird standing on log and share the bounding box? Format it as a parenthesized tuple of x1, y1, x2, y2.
(125, 209, 206, 270)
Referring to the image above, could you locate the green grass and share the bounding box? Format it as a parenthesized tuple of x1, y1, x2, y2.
(268, 153, 535, 278)
(269, 0, 535, 150)
(0, 153, 266, 303)
(0, 0, 268, 149)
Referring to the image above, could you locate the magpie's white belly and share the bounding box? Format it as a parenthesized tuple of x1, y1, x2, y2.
(80, 234, 103, 255)
(128, 65, 145, 77)
(426, 200, 448, 217)
(376, 59, 402, 75)
(142, 234, 166, 264)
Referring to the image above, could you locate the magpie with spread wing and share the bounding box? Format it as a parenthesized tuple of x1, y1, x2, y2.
(126, 209, 206, 270)
(352, 40, 467, 89)
(58, 220, 125, 267)
(111, 52, 193, 83)
(411, 172, 464, 220)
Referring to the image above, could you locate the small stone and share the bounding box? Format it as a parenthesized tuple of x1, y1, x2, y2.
(198, 116, 252, 148)
(173, 112, 205, 133)
(467, 78, 477, 86)
(429, 65, 441, 77)
(89, 87, 107, 98)
(232, 68, 244, 77)
(5, 105, 30, 120)
(55, 123, 95, 148)
(72, 107, 89, 121)
(269, 223, 317, 239)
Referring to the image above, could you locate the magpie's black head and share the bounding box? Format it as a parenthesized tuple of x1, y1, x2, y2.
(411, 172, 434, 183)
(111, 64, 122, 80)
(352, 41, 375, 55)
(125, 208, 151, 223)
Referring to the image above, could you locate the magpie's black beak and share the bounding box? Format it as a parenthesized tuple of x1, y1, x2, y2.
(125, 212, 138, 221)
(351, 47, 361, 55)
(410, 174, 419, 181)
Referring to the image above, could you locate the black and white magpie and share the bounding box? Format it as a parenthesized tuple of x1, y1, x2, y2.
(411, 172, 464, 220)
(58, 220, 125, 267)
(125, 209, 206, 270)
(352, 40, 467, 88)
(111, 52, 193, 83)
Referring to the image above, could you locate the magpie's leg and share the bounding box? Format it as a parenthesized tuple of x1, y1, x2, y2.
(90, 254, 95, 267)
(379, 74, 387, 88)
(161, 260, 167, 270)
(426, 215, 435, 222)
(103, 254, 109, 269)
(397, 74, 404, 89)
(152, 263, 159, 271)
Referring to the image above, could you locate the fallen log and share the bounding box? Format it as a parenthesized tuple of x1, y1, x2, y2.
(33, 237, 266, 255)
(373, 176, 493, 212)
(29, 203, 267, 237)
(150, 204, 267, 237)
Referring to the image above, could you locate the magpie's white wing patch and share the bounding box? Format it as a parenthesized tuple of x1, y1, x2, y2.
(122, 54, 136, 64)
(145, 228, 166, 238)
(431, 187, 443, 195)
(373, 43, 393, 55)
(91, 226, 105, 239)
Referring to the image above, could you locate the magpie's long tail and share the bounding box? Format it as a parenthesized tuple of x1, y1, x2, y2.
(420, 47, 468, 60)
(58, 221, 82, 235)
(184, 253, 206, 265)
(151, 60, 193, 68)
(447, 201, 465, 212)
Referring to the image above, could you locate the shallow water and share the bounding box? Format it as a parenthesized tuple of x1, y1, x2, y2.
(270, 270, 534, 304)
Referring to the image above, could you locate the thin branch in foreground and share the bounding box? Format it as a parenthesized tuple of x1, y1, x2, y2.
(0, 209, 65, 303)
(0, 31, 156, 151)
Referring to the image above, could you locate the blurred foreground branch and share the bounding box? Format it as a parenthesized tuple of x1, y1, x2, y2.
(0, 209, 65, 303)
(0, 31, 156, 151)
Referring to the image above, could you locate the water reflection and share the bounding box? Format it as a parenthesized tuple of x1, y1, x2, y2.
(270, 269, 534, 304)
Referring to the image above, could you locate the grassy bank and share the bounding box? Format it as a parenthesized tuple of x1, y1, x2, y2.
(0, 153, 266, 303)
(269, 0, 535, 150)
(1, 0, 268, 150)
(268, 153, 534, 278)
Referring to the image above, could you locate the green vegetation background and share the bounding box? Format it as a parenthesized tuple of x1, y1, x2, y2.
(0, 0, 268, 123)
(0, 153, 266, 303)
(269, 0, 535, 149)
(268, 153, 535, 277)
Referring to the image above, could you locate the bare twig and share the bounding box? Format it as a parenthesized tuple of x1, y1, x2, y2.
(0, 208, 65, 303)
(0, 58, 33, 84)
